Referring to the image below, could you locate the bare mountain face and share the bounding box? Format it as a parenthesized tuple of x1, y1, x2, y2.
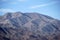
(0, 12, 60, 40)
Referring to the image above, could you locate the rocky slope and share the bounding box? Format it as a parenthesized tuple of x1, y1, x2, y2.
(0, 12, 60, 40)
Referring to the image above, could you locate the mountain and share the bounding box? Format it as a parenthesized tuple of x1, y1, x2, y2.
(0, 12, 60, 40)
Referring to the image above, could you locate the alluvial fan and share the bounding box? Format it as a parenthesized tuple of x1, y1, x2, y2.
(0, 12, 60, 40)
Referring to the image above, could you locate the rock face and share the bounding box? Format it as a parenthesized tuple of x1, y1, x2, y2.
(0, 12, 60, 40)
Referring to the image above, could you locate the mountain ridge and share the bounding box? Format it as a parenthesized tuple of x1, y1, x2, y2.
(0, 12, 60, 40)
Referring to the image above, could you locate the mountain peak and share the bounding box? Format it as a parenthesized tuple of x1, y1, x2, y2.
(0, 12, 60, 40)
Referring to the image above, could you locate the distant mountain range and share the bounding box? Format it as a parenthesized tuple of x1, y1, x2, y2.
(0, 12, 60, 40)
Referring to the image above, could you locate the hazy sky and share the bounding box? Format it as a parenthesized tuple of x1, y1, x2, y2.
(0, 0, 60, 20)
